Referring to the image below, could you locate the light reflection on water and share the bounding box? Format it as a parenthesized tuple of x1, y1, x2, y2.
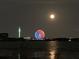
(48, 41, 58, 59)
(21, 41, 59, 59)
(49, 50, 56, 59)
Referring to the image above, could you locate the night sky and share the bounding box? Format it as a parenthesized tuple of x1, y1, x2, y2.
(0, 0, 79, 38)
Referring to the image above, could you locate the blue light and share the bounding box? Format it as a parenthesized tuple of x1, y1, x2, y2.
(35, 32, 41, 40)
(34, 29, 45, 40)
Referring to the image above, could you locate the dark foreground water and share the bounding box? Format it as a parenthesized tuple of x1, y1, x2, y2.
(23, 41, 79, 59)
(0, 40, 79, 59)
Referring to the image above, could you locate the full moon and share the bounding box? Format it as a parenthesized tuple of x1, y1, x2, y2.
(50, 14, 55, 19)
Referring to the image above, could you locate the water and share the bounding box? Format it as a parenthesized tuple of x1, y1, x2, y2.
(0, 40, 79, 59)
(23, 41, 79, 59)
(21, 41, 58, 59)
(48, 41, 58, 59)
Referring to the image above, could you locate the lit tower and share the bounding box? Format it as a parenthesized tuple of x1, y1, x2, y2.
(18, 27, 21, 38)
